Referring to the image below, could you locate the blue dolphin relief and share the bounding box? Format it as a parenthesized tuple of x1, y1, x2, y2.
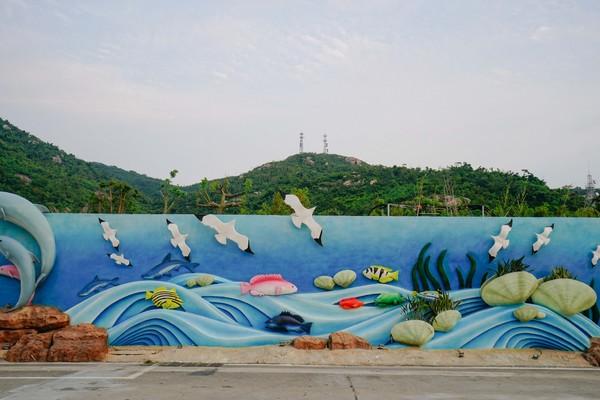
(78, 276, 120, 297)
(141, 253, 199, 280)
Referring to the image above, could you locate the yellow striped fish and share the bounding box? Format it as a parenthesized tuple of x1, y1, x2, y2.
(362, 265, 399, 284)
(145, 287, 183, 309)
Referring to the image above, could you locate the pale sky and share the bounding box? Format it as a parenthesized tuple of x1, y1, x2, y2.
(1, 0, 599, 188)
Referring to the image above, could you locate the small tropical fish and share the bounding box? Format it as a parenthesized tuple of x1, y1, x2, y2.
(338, 297, 364, 309)
(240, 274, 297, 296)
(78, 276, 119, 297)
(265, 311, 312, 334)
(145, 287, 183, 309)
(362, 265, 399, 284)
(374, 292, 405, 307)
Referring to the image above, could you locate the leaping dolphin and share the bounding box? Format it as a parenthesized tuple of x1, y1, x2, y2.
(0, 236, 37, 310)
(0, 192, 56, 286)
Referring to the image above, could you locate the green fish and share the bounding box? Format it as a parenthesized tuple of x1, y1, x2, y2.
(374, 292, 405, 307)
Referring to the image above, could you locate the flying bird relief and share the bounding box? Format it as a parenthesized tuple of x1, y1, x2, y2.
(107, 253, 132, 267)
(488, 219, 512, 262)
(200, 214, 254, 254)
(166, 219, 191, 261)
(592, 245, 600, 267)
(532, 224, 554, 254)
(98, 218, 120, 250)
(283, 194, 323, 246)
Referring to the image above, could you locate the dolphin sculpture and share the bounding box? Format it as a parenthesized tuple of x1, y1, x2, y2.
(0, 236, 37, 310)
(0, 192, 56, 286)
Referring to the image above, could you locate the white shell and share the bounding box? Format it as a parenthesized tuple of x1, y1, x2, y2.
(391, 320, 435, 346)
(481, 271, 539, 306)
(432, 310, 462, 332)
(513, 305, 545, 322)
(532, 279, 597, 317)
(333, 270, 356, 288)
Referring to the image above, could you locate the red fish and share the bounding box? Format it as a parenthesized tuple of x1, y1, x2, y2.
(339, 297, 364, 309)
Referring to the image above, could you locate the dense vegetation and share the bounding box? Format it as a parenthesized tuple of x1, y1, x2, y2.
(1, 117, 598, 216)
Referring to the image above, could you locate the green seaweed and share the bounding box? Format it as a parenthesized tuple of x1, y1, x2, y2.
(480, 272, 489, 286)
(456, 267, 465, 289)
(415, 243, 432, 291)
(466, 253, 477, 288)
(423, 255, 441, 291)
(436, 250, 451, 291)
(411, 265, 421, 292)
(543, 266, 576, 282)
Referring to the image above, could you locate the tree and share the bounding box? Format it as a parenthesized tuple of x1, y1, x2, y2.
(196, 178, 246, 214)
(160, 170, 186, 214)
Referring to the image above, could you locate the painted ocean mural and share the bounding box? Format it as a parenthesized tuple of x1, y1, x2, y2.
(2, 199, 600, 349)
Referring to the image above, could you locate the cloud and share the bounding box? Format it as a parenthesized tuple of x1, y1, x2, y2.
(530, 25, 553, 41)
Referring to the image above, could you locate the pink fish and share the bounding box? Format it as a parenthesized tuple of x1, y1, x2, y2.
(0, 265, 20, 280)
(240, 274, 298, 296)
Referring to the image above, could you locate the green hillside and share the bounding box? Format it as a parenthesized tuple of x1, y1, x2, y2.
(1, 117, 597, 216)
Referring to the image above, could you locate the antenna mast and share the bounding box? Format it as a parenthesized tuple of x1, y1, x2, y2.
(586, 169, 596, 206)
(323, 134, 329, 154)
(299, 132, 304, 154)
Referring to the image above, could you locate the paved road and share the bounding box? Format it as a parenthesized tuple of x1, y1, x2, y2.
(0, 363, 598, 400)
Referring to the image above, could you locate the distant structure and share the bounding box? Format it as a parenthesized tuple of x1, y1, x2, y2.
(299, 132, 304, 154)
(586, 170, 596, 206)
(323, 134, 329, 154)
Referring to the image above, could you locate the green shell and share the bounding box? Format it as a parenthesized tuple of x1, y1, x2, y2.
(195, 274, 215, 287)
(532, 279, 597, 317)
(432, 310, 461, 332)
(333, 270, 356, 288)
(186, 279, 197, 288)
(313, 275, 335, 290)
(513, 305, 546, 322)
(481, 271, 539, 306)
(391, 320, 435, 346)
(375, 292, 405, 307)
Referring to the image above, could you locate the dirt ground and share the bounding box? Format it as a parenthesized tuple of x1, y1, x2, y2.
(102, 346, 594, 367)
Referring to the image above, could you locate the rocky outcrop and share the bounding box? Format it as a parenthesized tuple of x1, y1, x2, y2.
(0, 306, 69, 331)
(292, 336, 327, 350)
(584, 337, 600, 367)
(0, 329, 36, 349)
(5, 332, 53, 362)
(47, 324, 108, 362)
(327, 332, 371, 350)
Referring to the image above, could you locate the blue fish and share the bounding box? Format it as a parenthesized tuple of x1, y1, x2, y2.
(141, 253, 199, 280)
(265, 311, 312, 334)
(78, 276, 119, 297)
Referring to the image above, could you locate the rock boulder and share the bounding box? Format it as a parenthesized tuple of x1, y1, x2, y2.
(292, 336, 327, 350)
(0, 329, 36, 349)
(5, 332, 53, 362)
(0, 306, 69, 331)
(47, 324, 108, 362)
(327, 332, 372, 350)
(584, 337, 600, 367)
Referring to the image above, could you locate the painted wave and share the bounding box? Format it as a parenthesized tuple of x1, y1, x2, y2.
(66, 275, 599, 350)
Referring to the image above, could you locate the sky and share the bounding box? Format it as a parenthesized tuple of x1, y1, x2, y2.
(1, 0, 599, 188)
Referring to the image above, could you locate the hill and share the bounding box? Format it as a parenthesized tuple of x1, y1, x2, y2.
(1, 117, 597, 216)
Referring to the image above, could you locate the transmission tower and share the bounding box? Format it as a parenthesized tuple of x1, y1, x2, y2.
(323, 134, 329, 154)
(299, 132, 304, 154)
(586, 170, 596, 206)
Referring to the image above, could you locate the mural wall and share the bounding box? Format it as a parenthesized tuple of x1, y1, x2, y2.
(1, 192, 600, 349)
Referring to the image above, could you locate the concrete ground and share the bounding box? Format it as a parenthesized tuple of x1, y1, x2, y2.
(0, 363, 599, 400)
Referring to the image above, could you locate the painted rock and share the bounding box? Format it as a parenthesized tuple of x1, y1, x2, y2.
(513, 305, 546, 322)
(481, 271, 539, 306)
(333, 270, 356, 288)
(314, 275, 335, 290)
(196, 275, 215, 287)
(532, 279, 597, 317)
(391, 320, 435, 346)
(432, 310, 462, 332)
